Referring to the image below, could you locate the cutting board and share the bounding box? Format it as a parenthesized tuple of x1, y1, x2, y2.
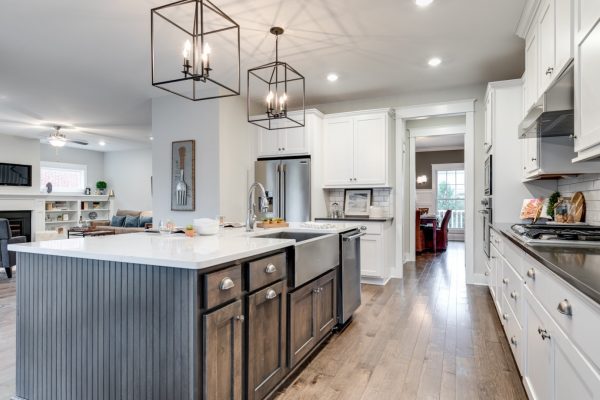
(257, 221, 289, 229)
(570, 192, 586, 223)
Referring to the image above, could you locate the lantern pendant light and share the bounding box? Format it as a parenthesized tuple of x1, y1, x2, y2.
(247, 27, 305, 130)
(151, 0, 240, 101)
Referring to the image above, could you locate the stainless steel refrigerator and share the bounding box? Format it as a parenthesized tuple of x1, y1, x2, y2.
(255, 157, 311, 222)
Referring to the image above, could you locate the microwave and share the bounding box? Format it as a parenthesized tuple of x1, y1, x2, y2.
(484, 155, 492, 196)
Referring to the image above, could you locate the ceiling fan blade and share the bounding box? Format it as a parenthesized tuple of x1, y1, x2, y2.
(67, 139, 89, 146)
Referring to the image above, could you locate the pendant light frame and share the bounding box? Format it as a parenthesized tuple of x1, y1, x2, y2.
(247, 27, 305, 130)
(151, 0, 240, 101)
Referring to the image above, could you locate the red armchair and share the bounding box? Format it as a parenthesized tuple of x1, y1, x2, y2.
(435, 210, 452, 251)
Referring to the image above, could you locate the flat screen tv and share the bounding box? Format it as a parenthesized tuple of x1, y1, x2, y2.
(0, 162, 32, 187)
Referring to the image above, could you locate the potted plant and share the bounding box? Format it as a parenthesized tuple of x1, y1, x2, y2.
(184, 224, 195, 237)
(96, 181, 108, 195)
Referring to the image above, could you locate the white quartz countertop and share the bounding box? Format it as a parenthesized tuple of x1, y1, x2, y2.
(8, 222, 361, 270)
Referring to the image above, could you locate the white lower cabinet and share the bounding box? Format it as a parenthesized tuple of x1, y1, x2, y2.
(357, 220, 395, 286)
(489, 227, 600, 400)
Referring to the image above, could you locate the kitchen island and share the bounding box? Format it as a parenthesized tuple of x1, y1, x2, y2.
(8, 223, 359, 400)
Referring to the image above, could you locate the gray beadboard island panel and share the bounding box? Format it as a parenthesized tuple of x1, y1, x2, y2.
(15, 252, 200, 400)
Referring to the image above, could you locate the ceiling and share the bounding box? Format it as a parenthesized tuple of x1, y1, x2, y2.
(0, 0, 525, 151)
(416, 134, 464, 151)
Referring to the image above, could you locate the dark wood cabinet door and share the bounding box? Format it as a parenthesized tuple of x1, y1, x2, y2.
(203, 299, 244, 400)
(247, 281, 287, 400)
(316, 270, 337, 342)
(288, 281, 318, 368)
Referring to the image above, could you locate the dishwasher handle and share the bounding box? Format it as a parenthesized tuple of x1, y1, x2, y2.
(343, 232, 366, 241)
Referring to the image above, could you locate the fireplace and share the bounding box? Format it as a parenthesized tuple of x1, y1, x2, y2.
(0, 210, 32, 242)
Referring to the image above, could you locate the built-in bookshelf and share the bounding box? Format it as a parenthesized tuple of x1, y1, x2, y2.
(44, 196, 114, 235)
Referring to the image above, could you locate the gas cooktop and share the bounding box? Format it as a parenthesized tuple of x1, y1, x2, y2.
(511, 223, 600, 247)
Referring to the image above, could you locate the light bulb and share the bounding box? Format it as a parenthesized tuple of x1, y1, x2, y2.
(182, 40, 191, 59)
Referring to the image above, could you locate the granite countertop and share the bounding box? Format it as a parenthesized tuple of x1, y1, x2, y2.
(315, 216, 394, 222)
(492, 222, 600, 305)
(8, 222, 361, 270)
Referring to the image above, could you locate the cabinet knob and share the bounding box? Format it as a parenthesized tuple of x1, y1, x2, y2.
(538, 327, 551, 340)
(485, 271, 489, 276)
(503, 278, 509, 285)
(510, 336, 518, 346)
(235, 315, 245, 322)
(510, 291, 518, 300)
(313, 288, 320, 294)
(360, 226, 367, 231)
(502, 313, 509, 321)
(569, 134, 578, 139)
(531, 157, 537, 161)
(265, 263, 277, 274)
(527, 268, 536, 279)
(219, 277, 235, 291)
(545, 67, 554, 75)
(282, 147, 286, 151)
(266, 289, 277, 300)
(557, 299, 573, 316)
(349, 178, 353, 182)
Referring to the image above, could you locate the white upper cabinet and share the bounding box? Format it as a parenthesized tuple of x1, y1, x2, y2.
(538, 0, 556, 92)
(256, 110, 320, 157)
(484, 90, 493, 152)
(522, 0, 574, 112)
(353, 114, 387, 185)
(524, 26, 539, 113)
(323, 117, 355, 186)
(573, 0, 600, 161)
(323, 109, 394, 187)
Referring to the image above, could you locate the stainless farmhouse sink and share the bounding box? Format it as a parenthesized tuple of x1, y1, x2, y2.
(254, 231, 339, 287)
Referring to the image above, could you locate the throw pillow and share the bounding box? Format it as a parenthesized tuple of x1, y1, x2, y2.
(139, 216, 152, 228)
(111, 215, 126, 227)
(124, 215, 140, 228)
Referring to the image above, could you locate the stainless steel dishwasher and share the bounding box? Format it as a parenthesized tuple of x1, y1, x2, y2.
(337, 228, 365, 327)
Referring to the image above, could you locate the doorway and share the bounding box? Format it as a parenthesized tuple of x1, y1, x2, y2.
(393, 100, 476, 284)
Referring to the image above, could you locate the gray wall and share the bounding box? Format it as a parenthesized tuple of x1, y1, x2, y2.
(151, 95, 220, 226)
(104, 149, 153, 211)
(40, 143, 105, 189)
(415, 150, 464, 189)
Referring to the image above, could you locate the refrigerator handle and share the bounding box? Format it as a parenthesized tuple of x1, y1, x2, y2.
(281, 163, 287, 220)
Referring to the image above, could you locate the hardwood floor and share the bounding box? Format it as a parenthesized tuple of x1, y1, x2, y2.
(275, 242, 528, 400)
(0, 242, 526, 400)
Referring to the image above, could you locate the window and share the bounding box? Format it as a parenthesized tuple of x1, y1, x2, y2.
(40, 162, 87, 193)
(433, 163, 465, 231)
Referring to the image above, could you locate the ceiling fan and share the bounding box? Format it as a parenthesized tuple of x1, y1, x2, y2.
(47, 126, 88, 147)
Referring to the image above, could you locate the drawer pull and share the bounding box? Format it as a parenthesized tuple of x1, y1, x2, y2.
(538, 327, 551, 340)
(503, 278, 509, 285)
(510, 291, 518, 300)
(557, 299, 573, 316)
(502, 313, 509, 321)
(235, 315, 245, 322)
(219, 277, 235, 291)
(510, 336, 518, 346)
(266, 289, 277, 300)
(527, 268, 536, 279)
(265, 263, 277, 274)
(484, 271, 489, 276)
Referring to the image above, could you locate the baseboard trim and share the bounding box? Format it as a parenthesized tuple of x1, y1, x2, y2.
(360, 275, 391, 286)
(468, 272, 487, 286)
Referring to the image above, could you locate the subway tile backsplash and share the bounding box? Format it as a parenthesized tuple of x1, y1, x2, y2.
(324, 188, 394, 217)
(557, 174, 600, 225)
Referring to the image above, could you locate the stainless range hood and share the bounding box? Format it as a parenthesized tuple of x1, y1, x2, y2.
(519, 65, 574, 139)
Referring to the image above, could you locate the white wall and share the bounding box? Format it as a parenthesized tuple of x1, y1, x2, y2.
(151, 95, 220, 226)
(0, 134, 40, 194)
(218, 96, 253, 223)
(104, 149, 153, 211)
(40, 143, 105, 189)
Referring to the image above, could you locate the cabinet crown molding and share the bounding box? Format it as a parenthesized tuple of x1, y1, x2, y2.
(516, 0, 541, 38)
(323, 108, 394, 119)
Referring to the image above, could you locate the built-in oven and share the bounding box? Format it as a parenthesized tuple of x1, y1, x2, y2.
(480, 197, 492, 258)
(484, 154, 492, 196)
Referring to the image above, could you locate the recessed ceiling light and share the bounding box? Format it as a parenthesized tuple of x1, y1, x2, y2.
(99, 141, 106, 146)
(428, 57, 442, 67)
(149, 136, 154, 141)
(416, 0, 434, 7)
(327, 73, 339, 82)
